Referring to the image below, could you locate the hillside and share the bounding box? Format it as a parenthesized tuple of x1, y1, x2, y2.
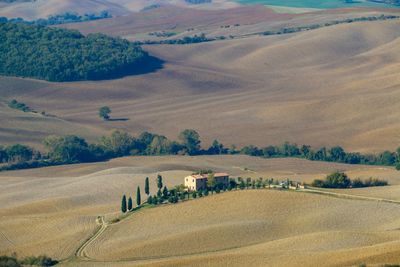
(1, 16, 400, 151)
(0, 0, 131, 20)
(0, 156, 400, 266)
(0, 0, 240, 20)
(84, 190, 400, 266)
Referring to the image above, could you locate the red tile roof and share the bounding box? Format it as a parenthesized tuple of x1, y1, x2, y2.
(188, 173, 229, 180)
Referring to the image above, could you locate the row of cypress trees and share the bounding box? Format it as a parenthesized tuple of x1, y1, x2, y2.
(121, 176, 161, 213)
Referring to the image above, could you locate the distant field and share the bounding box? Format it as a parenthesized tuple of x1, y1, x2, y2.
(236, 0, 400, 9)
(0, 155, 400, 266)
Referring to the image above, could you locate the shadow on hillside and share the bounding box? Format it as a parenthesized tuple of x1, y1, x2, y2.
(94, 55, 165, 81)
(108, 118, 130, 122)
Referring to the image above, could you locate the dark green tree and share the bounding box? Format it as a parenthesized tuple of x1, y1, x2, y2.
(0, 146, 7, 163)
(157, 174, 163, 190)
(300, 145, 311, 158)
(99, 130, 135, 157)
(207, 139, 226, 154)
(246, 178, 251, 189)
(43, 135, 90, 163)
(145, 177, 150, 196)
(0, 255, 20, 267)
(239, 180, 245, 190)
(396, 163, 400, 171)
(5, 144, 34, 163)
(162, 186, 169, 199)
(136, 186, 141, 206)
(148, 196, 153, 205)
(262, 146, 277, 158)
(128, 196, 133, 211)
(329, 146, 346, 162)
(99, 106, 111, 120)
(379, 151, 396, 165)
(179, 129, 201, 155)
(325, 172, 351, 188)
(157, 189, 162, 198)
(121, 195, 127, 213)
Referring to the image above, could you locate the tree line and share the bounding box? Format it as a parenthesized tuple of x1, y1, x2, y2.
(133, 33, 218, 45)
(0, 21, 149, 81)
(311, 172, 388, 189)
(2, 129, 400, 171)
(0, 10, 111, 26)
(262, 15, 400, 36)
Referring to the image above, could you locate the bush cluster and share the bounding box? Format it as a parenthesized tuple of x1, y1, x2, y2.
(311, 172, 388, 188)
(0, 255, 57, 267)
(0, 11, 111, 26)
(8, 99, 33, 113)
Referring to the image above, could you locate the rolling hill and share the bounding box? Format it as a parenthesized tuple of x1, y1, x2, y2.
(1, 156, 400, 266)
(1, 14, 400, 152)
(2, 2, 400, 267)
(0, 0, 241, 20)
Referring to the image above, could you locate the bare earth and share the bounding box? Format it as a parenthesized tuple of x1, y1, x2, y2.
(1, 8, 400, 152)
(1, 155, 400, 266)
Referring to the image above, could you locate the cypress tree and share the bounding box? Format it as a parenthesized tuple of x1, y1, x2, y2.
(136, 186, 141, 206)
(162, 186, 169, 199)
(157, 174, 163, 190)
(121, 195, 127, 213)
(128, 196, 133, 211)
(157, 189, 162, 197)
(145, 177, 150, 196)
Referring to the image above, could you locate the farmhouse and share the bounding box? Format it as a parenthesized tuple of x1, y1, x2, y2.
(185, 173, 229, 191)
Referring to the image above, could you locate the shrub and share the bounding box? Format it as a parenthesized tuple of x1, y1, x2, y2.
(325, 172, 351, 188)
(0, 256, 20, 267)
(20, 255, 58, 266)
(396, 163, 400, 170)
(8, 99, 33, 112)
(110, 218, 120, 223)
(351, 178, 365, 188)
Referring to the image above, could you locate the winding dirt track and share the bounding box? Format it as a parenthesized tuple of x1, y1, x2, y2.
(75, 216, 108, 260)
